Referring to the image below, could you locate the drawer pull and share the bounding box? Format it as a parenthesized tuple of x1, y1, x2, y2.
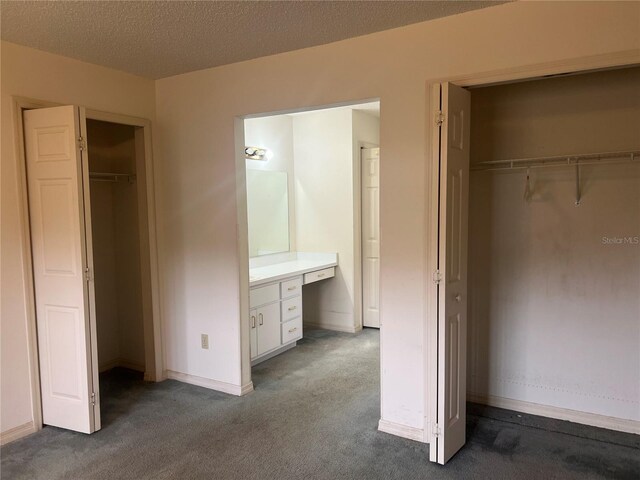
(317, 273, 325, 277)
(288, 306, 297, 311)
(288, 327, 297, 333)
(287, 286, 296, 291)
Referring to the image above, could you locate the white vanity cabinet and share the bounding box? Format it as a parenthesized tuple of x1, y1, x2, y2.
(248, 252, 337, 364)
(250, 276, 304, 363)
(250, 302, 281, 357)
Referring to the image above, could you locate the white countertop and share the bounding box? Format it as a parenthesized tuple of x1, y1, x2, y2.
(249, 252, 337, 287)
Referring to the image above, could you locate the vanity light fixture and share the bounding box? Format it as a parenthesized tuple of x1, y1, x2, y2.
(245, 146, 268, 161)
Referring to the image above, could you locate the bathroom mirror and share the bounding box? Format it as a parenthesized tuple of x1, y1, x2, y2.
(246, 169, 289, 257)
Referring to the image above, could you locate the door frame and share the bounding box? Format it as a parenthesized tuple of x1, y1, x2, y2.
(424, 50, 640, 455)
(13, 96, 165, 435)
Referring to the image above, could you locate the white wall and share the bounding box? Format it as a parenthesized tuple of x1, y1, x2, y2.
(90, 181, 120, 367)
(468, 67, 640, 422)
(244, 116, 296, 255)
(351, 109, 381, 329)
(153, 2, 640, 434)
(293, 108, 356, 331)
(1, 41, 155, 439)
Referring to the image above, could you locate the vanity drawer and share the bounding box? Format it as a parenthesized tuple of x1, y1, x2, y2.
(304, 267, 335, 285)
(281, 296, 302, 322)
(282, 317, 302, 344)
(249, 283, 280, 308)
(281, 277, 302, 299)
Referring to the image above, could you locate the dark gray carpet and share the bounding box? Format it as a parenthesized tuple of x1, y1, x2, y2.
(2, 328, 638, 479)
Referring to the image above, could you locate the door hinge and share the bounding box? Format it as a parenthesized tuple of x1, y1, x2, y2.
(432, 423, 441, 437)
(432, 270, 442, 284)
(84, 266, 92, 282)
(90, 392, 96, 406)
(77, 136, 87, 151)
(436, 111, 445, 127)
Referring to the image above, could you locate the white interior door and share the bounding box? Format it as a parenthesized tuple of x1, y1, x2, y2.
(362, 147, 380, 328)
(433, 83, 470, 464)
(24, 105, 100, 434)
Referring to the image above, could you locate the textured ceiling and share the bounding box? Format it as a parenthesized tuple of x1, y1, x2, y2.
(0, 1, 505, 79)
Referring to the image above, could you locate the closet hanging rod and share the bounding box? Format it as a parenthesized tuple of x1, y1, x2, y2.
(471, 150, 640, 172)
(89, 172, 136, 183)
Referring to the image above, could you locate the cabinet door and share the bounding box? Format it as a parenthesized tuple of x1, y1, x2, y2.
(249, 308, 258, 360)
(257, 302, 281, 356)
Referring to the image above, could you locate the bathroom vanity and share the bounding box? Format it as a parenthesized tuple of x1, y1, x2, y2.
(249, 252, 337, 364)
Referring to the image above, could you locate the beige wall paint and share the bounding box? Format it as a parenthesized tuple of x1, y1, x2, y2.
(1, 41, 155, 435)
(293, 108, 355, 331)
(470, 67, 640, 163)
(153, 2, 640, 431)
(468, 67, 640, 421)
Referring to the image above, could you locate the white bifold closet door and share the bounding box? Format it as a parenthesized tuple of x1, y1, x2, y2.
(432, 83, 470, 464)
(24, 105, 100, 434)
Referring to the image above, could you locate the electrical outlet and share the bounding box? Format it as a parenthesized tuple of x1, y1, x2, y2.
(201, 334, 209, 349)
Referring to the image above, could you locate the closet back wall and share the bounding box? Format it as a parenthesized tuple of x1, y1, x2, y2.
(468, 67, 640, 423)
(88, 120, 146, 372)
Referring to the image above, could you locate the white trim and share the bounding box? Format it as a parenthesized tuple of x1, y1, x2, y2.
(85, 108, 164, 383)
(424, 50, 640, 459)
(165, 370, 254, 396)
(378, 419, 426, 443)
(98, 359, 146, 374)
(240, 382, 255, 396)
(0, 422, 37, 446)
(468, 393, 640, 435)
(305, 322, 362, 334)
(251, 342, 297, 366)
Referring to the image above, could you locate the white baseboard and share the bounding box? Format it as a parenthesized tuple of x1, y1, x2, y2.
(165, 370, 253, 396)
(99, 358, 145, 374)
(1, 421, 37, 446)
(240, 382, 254, 396)
(378, 418, 426, 443)
(468, 393, 640, 435)
(305, 322, 359, 334)
(251, 342, 297, 366)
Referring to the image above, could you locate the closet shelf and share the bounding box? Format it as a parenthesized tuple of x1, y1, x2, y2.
(471, 150, 640, 172)
(89, 172, 136, 183)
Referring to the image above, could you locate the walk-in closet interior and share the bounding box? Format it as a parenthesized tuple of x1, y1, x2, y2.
(87, 120, 146, 377)
(467, 66, 640, 427)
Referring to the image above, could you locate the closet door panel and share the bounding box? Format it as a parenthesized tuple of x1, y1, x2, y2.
(24, 105, 99, 434)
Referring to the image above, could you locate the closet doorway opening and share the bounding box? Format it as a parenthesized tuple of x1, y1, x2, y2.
(428, 64, 640, 464)
(86, 118, 153, 414)
(236, 100, 381, 399)
(19, 101, 162, 435)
